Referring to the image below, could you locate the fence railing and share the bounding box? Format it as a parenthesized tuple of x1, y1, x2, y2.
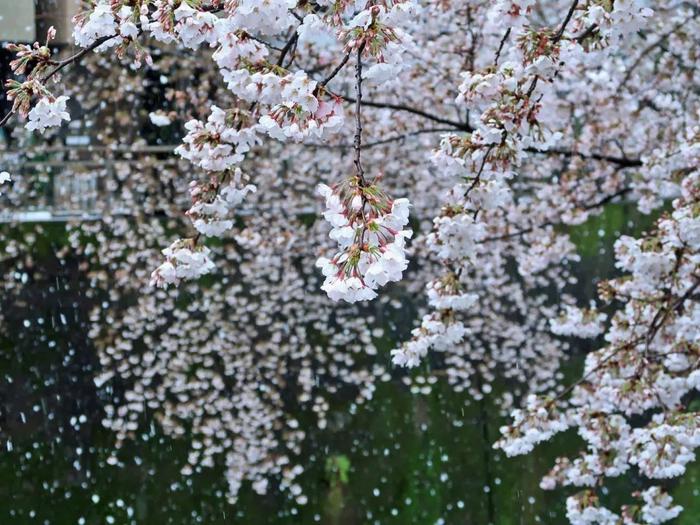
(0, 145, 319, 223)
(0, 145, 180, 223)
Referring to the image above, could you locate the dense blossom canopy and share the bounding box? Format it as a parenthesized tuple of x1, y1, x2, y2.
(1, 0, 699, 522)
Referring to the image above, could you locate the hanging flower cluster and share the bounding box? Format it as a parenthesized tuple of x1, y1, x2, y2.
(3, 26, 73, 135)
(175, 106, 259, 172)
(315, 180, 411, 303)
(390, 273, 477, 368)
(549, 304, 607, 339)
(25, 96, 71, 134)
(186, 170, 257, 237)
(149, 238, 216, 287)
(257, 76, 345, 141)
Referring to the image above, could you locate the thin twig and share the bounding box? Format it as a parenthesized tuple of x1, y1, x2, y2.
(320, 51, 352, 88)
(494, 28, 512, 66)
(617, 15, 694, 90)
(554, 0, 580, 41)
(574, 23, 598, 43)
(300, 127, 454, 149)
(342, 95, 470, 132)
(353, 43, 367, 185)
(479, 186, 631, 244)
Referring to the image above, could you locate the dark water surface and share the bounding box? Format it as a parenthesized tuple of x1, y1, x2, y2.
(1, 210, 699, 525)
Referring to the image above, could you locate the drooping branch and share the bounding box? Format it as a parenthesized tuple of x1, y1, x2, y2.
(554, 0, 580, 41)
(190, 30, 300, 247)
(320, 50, 353, 88)
(353, 43, 367, 185)
(0, 34, 118, 128)
(301, 127, 455, 149)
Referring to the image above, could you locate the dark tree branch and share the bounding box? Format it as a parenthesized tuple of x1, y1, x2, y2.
(494, 28, 512, 66)
(341, 95, 470, 131)
(300, 127, 454, 149)
(320, 51, 352, 88)
(479, 186, 631, 244)
(353, 44, 367, 184)
(554, 0, 580, 41)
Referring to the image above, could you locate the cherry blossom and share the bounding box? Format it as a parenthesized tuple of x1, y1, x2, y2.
(2, 0, 700, 521)
(149, 239, 216, 287)
(316, 181, 412, 303)
(550, 304, 607, 339)
(25, 96, 71, 133)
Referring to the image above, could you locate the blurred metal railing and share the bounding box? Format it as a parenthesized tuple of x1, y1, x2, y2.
(0, 145, 319, 222)
(0, 145, 180, 223)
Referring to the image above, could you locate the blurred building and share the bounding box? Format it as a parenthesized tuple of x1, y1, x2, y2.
(0, 0, 82, 45)
(0, 0, 35, 43)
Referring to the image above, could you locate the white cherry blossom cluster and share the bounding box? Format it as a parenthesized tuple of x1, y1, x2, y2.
(488, 0, 536, 29)
(630, 414, 700, 479)
(565, 491, 621, 525)
(390, 313, 467, 368)
(496, 394, 570, 457)
(636, 486, 683, 525)
(540, 413, 633, 490)
(149, 238, 216, 287)
(563, 485, 683, 525)
(73, 1, 118, 48)
(175, 106, 259, 172)
(186, 172, 257, 237)
(25, 96, 71, 134)
(3, 28, 73, 134)
(258, 75, 345, 142)
(171, 1, 219, 49)
(587, 0, 655, 43)
(390, 272, 478, 368)
(549, 304, 607, 339)
(425, 277, 479, 311)
(228, 0, 296, 35)
(315, 180, 412, 303)
(212, 28, 269, 83)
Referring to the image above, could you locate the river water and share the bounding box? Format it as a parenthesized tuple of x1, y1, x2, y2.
(1, 207, 699, 524)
